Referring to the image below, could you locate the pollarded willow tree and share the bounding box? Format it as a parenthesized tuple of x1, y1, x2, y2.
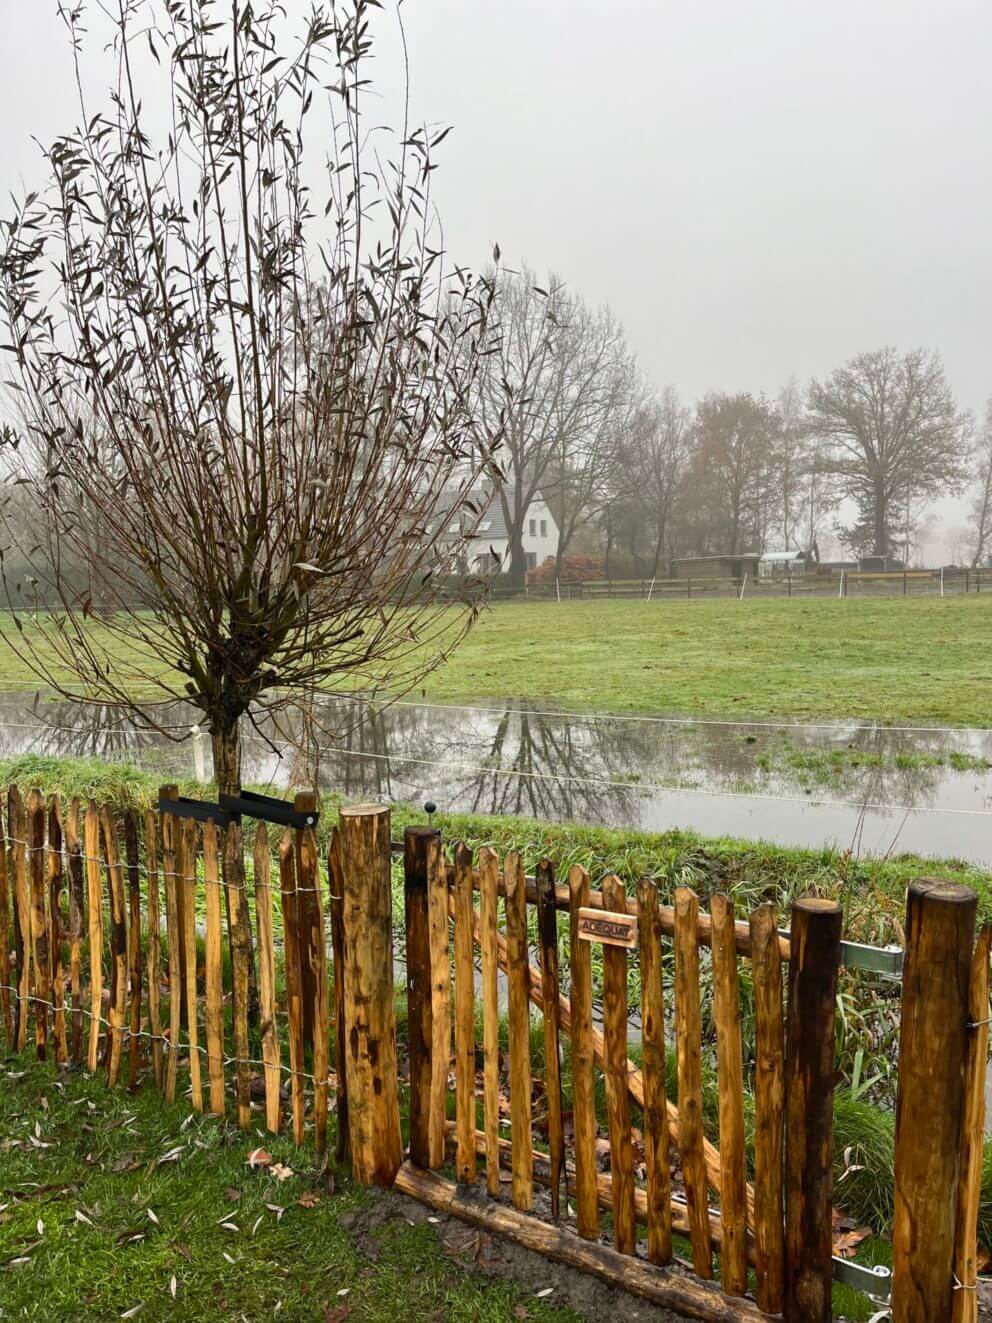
(0, 0, 502, 795)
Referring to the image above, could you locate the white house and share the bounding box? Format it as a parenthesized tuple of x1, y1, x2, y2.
(440, 489, 560, 576)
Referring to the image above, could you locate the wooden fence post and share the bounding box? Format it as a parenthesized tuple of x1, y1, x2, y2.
(891, 879, 977, 1323)
(339, 804, 402, 1187)
(404, 825, 440, 1169)
(784, 897, 842, 1323)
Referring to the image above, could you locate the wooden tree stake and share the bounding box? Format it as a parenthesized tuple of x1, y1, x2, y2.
(338, 803, 402, 1187)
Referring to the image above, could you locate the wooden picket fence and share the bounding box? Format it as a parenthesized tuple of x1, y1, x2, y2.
(1, 791, 989, 1323)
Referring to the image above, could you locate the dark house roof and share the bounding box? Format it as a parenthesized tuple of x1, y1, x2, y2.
(435, 488, 508, 541)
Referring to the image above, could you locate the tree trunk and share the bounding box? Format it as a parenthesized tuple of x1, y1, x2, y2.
(873, 484, 888, 558)
(209, 717, 259, 1027)
(211, 721, 243, 799)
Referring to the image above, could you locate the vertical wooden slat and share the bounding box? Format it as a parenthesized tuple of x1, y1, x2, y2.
(404, 826, 439, 1170)
(180, 818, 202, 1111)
(674, 885, 712, 1280)
(478, 846, 501, 1198)
(144, 809, 163, 1090)
(637, 877, 672, 1266)
(224, 819, 252, 1129)
(891, 881, 975, 1323)
(751, 899, 788, 1312)
(536, 859, 565, 1220)
(568, 864, 598, 1241)
(749, 902, 786, 1316)
(505, 849, 533, 1212)
(253, 824, 281, 1134)
(327, 827, 350, 1163)
(84, 799, 103, 1073)
(453, 842, 477, 1185)
(48, 796, 67, 1064)
(337, 803, 402, 1187)
(100, 807, 127, 1088)
(27, 789, 48, 1061)
(203, 820, 226, 1116)
(0, 800, 11, 1046)
(296, 794, 328, 1154)
(279, 829, 306, 1145)
(784, 897, 843, 1323)
(9, 787, 29, 1053)
(66, 798, 85, 1065)
(710, 892, 747, 1297)
(160, 795, 182, 1103)
(426, 832, 451, 1170)
(601, 874, 635, 1256)
(952, 925, 992, 1323)
(124, 810, 143, 1088)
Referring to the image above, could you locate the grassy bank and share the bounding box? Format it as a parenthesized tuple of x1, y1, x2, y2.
(3, 594, 992, 724)
(0, 1057, 584, 1323)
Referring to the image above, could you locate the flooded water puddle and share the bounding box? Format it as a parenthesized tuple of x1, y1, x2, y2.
(0, 693, 988, 866)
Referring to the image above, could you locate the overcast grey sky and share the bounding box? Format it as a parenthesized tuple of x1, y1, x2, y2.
(2, 1, 990, 553)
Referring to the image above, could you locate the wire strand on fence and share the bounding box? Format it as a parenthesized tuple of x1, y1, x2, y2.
(0, 982, 327, 1088)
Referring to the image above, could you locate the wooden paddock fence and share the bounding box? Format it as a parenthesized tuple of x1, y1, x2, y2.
(1, 790, 988, 1323)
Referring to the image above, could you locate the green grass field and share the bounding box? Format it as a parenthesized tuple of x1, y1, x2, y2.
(3, 595, 990, 726)
(415, 595, 992, 725)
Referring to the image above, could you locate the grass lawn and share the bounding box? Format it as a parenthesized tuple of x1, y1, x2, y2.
(3, 595, 990, 726)
(415, 596, 992, 725)
(0, 1056, 587, 1323)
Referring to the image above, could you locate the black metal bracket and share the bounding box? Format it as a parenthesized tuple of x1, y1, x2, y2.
(158, 794, 240, 828)
(218, 790, 319, 831)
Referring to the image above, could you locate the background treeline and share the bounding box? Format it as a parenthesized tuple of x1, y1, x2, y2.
(478, 266, 991, 586)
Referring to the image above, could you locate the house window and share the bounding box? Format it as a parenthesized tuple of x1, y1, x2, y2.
(529, 518, 537, 537)
(540, 519, 547, 537)
(525, 552, 537, 570)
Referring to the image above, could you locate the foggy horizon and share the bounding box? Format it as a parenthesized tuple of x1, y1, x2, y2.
(2, 0, 990, 558)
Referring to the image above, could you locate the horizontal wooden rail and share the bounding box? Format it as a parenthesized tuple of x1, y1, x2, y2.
(437, 860, 791, 961)
(443, 1123, 757, 1266)
(395, 1164, 770, 1323)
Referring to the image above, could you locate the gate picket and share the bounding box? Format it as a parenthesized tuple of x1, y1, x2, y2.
(674, 885, 713, 1279)
(453, 842, 477, 1185)
(505, 850, 533, 1211)
(478, 847, 502, 1197)
(535, 859, 564, 1219)
(637, 877, 672, 1266)
(601, 873, 635, 1255)
(711, 892, 748, 1297)
(568, 863, 599, 1242)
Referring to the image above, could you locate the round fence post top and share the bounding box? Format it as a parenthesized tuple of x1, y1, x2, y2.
(339, 802, 389, 818)
(791, 895, 843, 915)
(908, 877, 978, 906)
(404, 823, 441, 839)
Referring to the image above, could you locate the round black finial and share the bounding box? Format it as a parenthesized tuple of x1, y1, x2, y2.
(424, 801, 437, 816)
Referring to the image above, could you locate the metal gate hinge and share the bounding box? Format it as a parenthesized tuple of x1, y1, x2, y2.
(832, 1255, 892, 1303)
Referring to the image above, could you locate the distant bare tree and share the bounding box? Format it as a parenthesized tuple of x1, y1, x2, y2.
(967, 400, 992, 568)
(678, 393, 780, 555)
(0, 0, 500, 796)
(775, 377, 808, 549)
(470, 268, 631, 586)
(807, 347, 970, 559)
(616, 386, 695, 575)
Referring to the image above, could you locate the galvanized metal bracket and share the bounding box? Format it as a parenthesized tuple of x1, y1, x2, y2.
(839, 940, 904, 977)
(832, 1255, 892, 1303)
(779, 930, 904, 978)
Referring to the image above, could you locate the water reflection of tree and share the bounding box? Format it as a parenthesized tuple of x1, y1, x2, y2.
(0, 697, 197, 768)
(297, 701, 654, 825)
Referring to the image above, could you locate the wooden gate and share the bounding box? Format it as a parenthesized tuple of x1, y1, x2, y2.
(381, 825, 989, 1323)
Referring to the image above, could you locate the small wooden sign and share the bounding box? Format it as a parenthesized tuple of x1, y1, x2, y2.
(576, 906, 638, 950)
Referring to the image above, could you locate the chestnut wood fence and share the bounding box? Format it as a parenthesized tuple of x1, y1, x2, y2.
(1, 790, 989, 1323)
